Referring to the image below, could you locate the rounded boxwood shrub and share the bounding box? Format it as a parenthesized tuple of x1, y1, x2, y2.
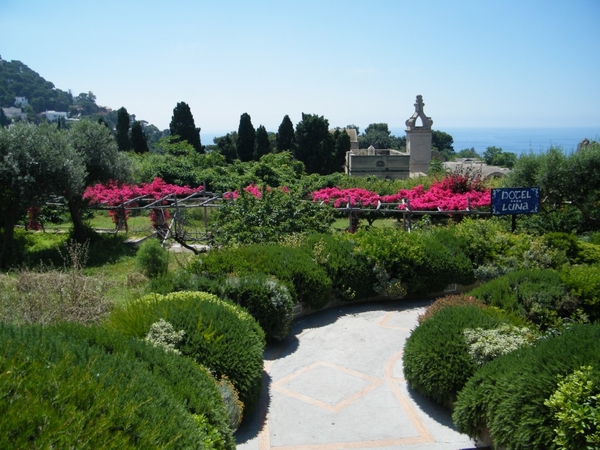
(105, 291, 265, 414)
(469, 269, 580, 329)
(135, 238, 169, 278)
(403, 305, 511, 406)
(48, 321, 234, 448)
(220, 273, 294, 342)
(452, 322, 600, 450)
(0, 323, 215, 449)
(189, 244, 333, 310)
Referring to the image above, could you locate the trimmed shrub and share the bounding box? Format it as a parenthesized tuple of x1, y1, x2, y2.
(0, 323, 221, 449)
(561, 264, 600, 321)
(453, 323, 600, 450)
(189, 244, 332, 310)
(221, 273, 294, 341)
(403, 305, 510, 406)
(145, 318, 186, 354)
(469, 269, 580, 330)
(418, 294, 487, 324)
(544, 365, 600, 449)
(302, 233, 376, 301)
(49, 322, 234, 448)
(105, 291, 265, 414)
(136, 238, 169, 278)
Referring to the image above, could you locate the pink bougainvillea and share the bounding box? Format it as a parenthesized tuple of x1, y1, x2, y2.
(83, 178, 203, 226)
(222, 183, 290, 200)
(311, 174, 491, 211)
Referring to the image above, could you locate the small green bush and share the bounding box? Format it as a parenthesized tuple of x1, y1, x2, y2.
(136, 238, 169, 278)
(190, 244, 333, 310)
(144, 318, 186, 354)
(544, 365, 600, 449)
(418, 295, 488, 324)
(453, 323, 600, 450)
(403, 305, 509, 406)
(561, 264, 600, 321)
(0, 323, 221, 449)
(105, 291, 265, 414)
(469, 269, 580, 329)
(221, 273, 294, 341)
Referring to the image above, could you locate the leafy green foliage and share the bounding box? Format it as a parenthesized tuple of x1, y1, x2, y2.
(217, 376, 244, 432)
(221, 273, 294, 341)
(105, 291, 265, 413)
(469, 269, 582, 330)
(561, 264, 600, 321)
(130, 120, 149, 153)
(0, 323, 224, 449)
(169, 101, 203, 153)
(190, 244, 333, 310)
(144, 318, 185, 354)
(544, 365, 600, 449)
(116, 106, 131, 151)
(452, 323, 600, 450)
(276, 114, 295, 152)
(302, 233, 376, 301)
(254, 124, 271, 160)
(213, 188, 333, 245)
(294, 113, 340, 174)
(135, 238, 169, 278)
(403, 305, 509, 406)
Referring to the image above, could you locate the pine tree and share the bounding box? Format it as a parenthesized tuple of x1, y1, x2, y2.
(116, 107, 131, 151)
(237, 113, 256, 162)
(130, 121, 149, 153)
(169, 102, 203, 153)
(276, 115, 295, 152)
(254, 125, 271, 160)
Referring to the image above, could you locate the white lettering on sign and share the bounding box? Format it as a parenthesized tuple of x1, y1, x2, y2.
(501, 190, 532, 200)
(502, 202, 530, 212)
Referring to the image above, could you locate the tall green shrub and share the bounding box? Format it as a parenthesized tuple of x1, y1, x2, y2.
(561, 264, 600, 321)
(136, 238, 169, 278)
(221, 273, 294, 341)
(403, 305, 510, 406)
(0, 323, 217, 449)
(453, 323, 600, 450)
(105, 291, 265, 414)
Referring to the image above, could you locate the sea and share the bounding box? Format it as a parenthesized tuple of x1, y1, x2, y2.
(202, 127, 600, 156)
(396, 127, 600, 155)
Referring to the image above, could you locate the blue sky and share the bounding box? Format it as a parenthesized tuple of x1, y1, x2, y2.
(1, 0, 599, 138)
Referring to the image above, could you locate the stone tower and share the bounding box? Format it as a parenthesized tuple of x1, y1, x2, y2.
(405, 95, 433, 174)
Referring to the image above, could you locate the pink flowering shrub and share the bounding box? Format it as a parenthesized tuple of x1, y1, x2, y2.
(312, 174, 491, 211)
(83, 178, 203, 226)
(223, 184, 290, 200)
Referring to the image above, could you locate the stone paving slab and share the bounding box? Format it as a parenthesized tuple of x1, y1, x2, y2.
(236, 300, 481, 450)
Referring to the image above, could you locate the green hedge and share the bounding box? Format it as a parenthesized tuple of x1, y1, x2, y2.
(0, 323, 218, 449)
(49, 322, 234, 448)
(105, 291, 265, 415)
(452, 322, 600, 450)
(221, 273, 294, 341)
(189, 244, 332, 310)
(469, 269, 580, 329)
(403, 305, 510, 406)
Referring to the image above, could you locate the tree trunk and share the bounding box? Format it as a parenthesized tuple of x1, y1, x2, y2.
(0, 207, 18, 269)
(68, 196, 89, 243)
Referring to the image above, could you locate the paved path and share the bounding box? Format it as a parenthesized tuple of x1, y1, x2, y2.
(236, 300, 479, 450)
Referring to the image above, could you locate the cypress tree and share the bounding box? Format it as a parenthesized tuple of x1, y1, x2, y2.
(0, 108, 9, 128)
(254, 125, 271, 160)
(215, 133, 238, 163)
(116, 107, 131, 151)
(294, 113, 334, 175)
(236, 113, 256, 162)
(276, 115, 295, 152)
(130, 121, 149, 153)
(169, 102, 203, 153)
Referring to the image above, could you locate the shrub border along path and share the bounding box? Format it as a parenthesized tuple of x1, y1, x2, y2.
(235, 300, 475, 450)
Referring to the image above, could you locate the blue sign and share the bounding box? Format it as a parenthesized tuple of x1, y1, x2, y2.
(492, 187, 540, 215)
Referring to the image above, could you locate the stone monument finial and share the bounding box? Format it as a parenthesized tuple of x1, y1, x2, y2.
(405, 94, 433, 130)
